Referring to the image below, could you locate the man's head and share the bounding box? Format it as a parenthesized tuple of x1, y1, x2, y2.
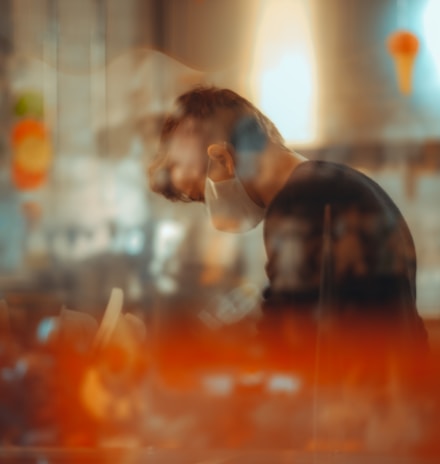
(148, 86, 286, 204)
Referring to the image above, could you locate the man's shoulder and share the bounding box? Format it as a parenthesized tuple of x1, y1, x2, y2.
(269, 159, 402, 219)
(289, 160, 365, 180)
(283, 160, 387, 196)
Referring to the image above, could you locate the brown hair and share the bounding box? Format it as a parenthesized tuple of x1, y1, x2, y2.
(148, 86, 286, 202)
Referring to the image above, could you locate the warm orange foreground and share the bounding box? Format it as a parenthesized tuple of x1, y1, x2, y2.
(0, 317, 439, 458)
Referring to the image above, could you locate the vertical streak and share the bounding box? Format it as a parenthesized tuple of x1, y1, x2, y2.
(92, 0, 107, 158)
(101, 0, 108, 159)
(319, 203, 334, 313)
(152, 0, 166, 117)
(0, 0, 12, 169)
(312, 203, 333, 458)
(45, 0, 58, 187)
(152, 0, 165, 51)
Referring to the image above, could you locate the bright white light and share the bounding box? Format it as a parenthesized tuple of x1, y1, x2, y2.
(267, 374, 302, 394)
(149, 220, 186, 294)
(423, 0, 440, 76)
(250, 0, 317, 144)
(153, 221, 185, 262)
(260, 51, 314, 143)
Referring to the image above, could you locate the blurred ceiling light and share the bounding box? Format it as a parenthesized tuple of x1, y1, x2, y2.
(422, 0, 440, 77)
(250, 0, 317, 145)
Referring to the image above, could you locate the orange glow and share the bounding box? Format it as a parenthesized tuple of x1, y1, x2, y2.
(1, 302, 439, 453)
(14, 136, 52, 171)
(388, 30, 419, 55)
(12, 163, 47, 189)
(10, 119, 52, 189)
(11, 119, 47, 146)
(387, 30, 420, 95)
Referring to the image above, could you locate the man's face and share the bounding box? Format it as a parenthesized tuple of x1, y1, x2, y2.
(167, 128, 209, 202)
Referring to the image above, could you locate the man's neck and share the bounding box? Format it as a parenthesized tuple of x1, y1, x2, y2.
(254, 146, 308, 207)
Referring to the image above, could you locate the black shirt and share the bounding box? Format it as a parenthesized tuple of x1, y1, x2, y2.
(262, 160, 427, 346)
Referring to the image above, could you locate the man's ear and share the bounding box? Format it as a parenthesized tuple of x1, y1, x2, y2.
(207, 143, 235, 176)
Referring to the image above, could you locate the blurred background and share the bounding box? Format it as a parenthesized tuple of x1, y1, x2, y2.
(2, 0, 440, 456)
(1, 0, 440, 335)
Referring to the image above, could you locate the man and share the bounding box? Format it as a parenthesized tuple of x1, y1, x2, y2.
(148, 86, 428, 355)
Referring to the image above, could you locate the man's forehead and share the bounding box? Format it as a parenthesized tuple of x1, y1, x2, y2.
(166, 126, 207, 163)
(174, 116, 207, 134)
(173, 115, 225, 140)
(168, 125, 203, 146)
(165, 115, 229, 165)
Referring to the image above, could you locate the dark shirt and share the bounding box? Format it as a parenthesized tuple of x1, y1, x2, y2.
(262, 160, 427, 348)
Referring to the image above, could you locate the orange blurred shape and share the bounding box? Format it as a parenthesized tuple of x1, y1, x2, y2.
(12, 162, 47, 189)
(80, 367, 113, 422)
(102, 344, 129, 373)
(10, 119, 52, 190)
(11, 119, 47, 146)
(387, 30, 419, 95)
(13, 136, 52, 171)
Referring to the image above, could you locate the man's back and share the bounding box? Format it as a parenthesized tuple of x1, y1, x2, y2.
(262, 160, 427, 348)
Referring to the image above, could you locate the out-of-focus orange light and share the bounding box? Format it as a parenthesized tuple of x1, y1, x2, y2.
(12, 163, 47, 190)
(11, 119, 47, 146)
(387, 30, 420, 95)
(14, 136, 52, 171)
(10, 119, 52, 190)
